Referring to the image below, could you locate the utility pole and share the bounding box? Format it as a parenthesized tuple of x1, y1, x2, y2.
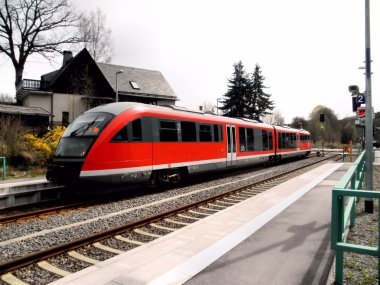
(364, 0, 373, 213)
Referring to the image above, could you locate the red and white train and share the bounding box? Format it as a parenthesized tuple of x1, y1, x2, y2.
(47, 103, 312, 185)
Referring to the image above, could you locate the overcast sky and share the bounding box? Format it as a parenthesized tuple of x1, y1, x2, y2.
(0, 0, 379, 123)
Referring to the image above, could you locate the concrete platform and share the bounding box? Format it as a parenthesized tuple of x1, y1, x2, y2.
(0, 176, 62, 209)
(51, 162, 348, 285)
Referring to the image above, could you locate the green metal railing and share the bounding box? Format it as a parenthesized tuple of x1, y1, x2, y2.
(331, 151, 380, 284)
(0, 157, 5, 180)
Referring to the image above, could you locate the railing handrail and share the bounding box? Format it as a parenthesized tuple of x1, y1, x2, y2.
(16, 79, 49, 94)
(331, 150, 379, 284)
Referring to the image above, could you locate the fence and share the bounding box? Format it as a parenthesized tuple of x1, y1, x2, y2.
(331, 150, 380, 284)
(0, 157, 5, 180)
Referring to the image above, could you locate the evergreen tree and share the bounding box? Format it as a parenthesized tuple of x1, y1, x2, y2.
(219, 61, 250, 118)
(247, 64, 274, 121)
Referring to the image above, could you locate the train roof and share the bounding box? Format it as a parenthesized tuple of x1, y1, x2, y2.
(84, 102, 309, 134)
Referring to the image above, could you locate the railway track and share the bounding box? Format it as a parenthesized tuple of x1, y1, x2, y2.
(0, 153, 337, 225)
(0, 154, 340, 284)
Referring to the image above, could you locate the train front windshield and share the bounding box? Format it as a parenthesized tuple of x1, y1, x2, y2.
(55, 112, 114, 157)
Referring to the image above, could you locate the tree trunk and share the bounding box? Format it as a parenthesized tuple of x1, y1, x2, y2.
(15, 65, 24, 105)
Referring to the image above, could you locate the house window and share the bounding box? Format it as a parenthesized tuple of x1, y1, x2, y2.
(130, 81, 140, 90)
(62, 112, 69, 126)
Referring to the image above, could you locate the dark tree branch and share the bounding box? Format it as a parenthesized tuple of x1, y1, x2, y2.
(0, 0, 82, 94)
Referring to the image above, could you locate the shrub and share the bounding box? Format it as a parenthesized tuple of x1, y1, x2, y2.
(0, 115, 26, 159)
(23, 126, 66, 166)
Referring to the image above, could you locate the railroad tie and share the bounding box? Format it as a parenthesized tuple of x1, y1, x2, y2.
(150, 223, 176, 231)
(133, 228, 161, 238)
(236, 193, 253, 198)
(198, 206, 219, 212)
(115, 235, 145, 245)
(188, 210, 211, 216)
(37, 261, 71, 277)
(93, 242, 124, 254)
(217, 200, 236, 205)
(68, 250, 100, 265)
(231, 194, 247, 199)
(177, 213, 201, 220)
(223, 197, 243, 203)
(1, 273, 29, 285)
(207, 203, 227, 209)
(164, 218, 190, 226)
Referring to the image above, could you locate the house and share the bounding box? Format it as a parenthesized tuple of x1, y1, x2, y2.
(16, 49, 178, 126)
(0, 104, 50, 132)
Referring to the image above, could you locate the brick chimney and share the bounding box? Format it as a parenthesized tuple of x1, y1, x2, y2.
(62, 51, 73, 67)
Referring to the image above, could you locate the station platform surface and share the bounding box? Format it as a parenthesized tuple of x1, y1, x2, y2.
(0, 176, 46, 188)
(51, 162, 348, 285)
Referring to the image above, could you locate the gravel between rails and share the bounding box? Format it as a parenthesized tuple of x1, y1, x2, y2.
(75, 245, 117, 261)
(0, 156, 333, 264)
(12, 264, 61, 285)
(48, 255, 91, 273)
(101, 237, 139, 251)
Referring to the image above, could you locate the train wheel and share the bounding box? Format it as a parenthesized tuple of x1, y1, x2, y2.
(148, 168, 187, 187)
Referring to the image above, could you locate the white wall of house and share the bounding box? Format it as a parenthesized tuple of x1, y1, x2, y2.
(23, 92, 87, 125)
(23, 93, 51, 113)
(157, 99, 177, 105)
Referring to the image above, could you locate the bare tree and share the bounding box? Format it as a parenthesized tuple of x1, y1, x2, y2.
(78, 7, 113, 63)
(0, 0, 81, 93)
(262, 109, 285, 125)
(0, 92, 15, 104)
(201, 101, 215, 113)
(67, 64, 96, 122)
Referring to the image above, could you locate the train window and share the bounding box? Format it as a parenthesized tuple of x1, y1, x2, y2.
(247, 128, 254, 152)
(181, 121, 196, 142)
(132, 119, 142, 141)
(239, 127, 247, 152)
(111, 126, 128, 142)
(280, 132, 286, 149)
(268, 131, 273, 150)
(199, 124, 212, 142)
(159, 120, 178, 142)
(262, 130, 269, 150)
(254, 129, 263, 151)
(214, 125, 221, 142)
(219, 125, 223, 142)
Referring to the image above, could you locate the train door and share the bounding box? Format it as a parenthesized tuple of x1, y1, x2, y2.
(226, 125, 237, 167)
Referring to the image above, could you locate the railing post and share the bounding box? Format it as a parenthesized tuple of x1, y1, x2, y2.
(350, 199, 356, 229)
(378, 204, 380, 283)
(0, 157, 6, 180)
(335, 249, 344, 285)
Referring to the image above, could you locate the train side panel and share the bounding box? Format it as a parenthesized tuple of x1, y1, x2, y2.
(80, 111, 153, 183)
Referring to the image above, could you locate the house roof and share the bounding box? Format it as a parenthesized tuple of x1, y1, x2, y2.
(40, 49, 177, 101)
(96, 63, 177, 100)
(0, 104, 51, 116)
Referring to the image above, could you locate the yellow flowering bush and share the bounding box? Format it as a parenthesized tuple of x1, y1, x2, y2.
(24, 126, 66, 163)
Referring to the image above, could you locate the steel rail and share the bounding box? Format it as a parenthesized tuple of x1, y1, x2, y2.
(0, 154, 318, 224)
